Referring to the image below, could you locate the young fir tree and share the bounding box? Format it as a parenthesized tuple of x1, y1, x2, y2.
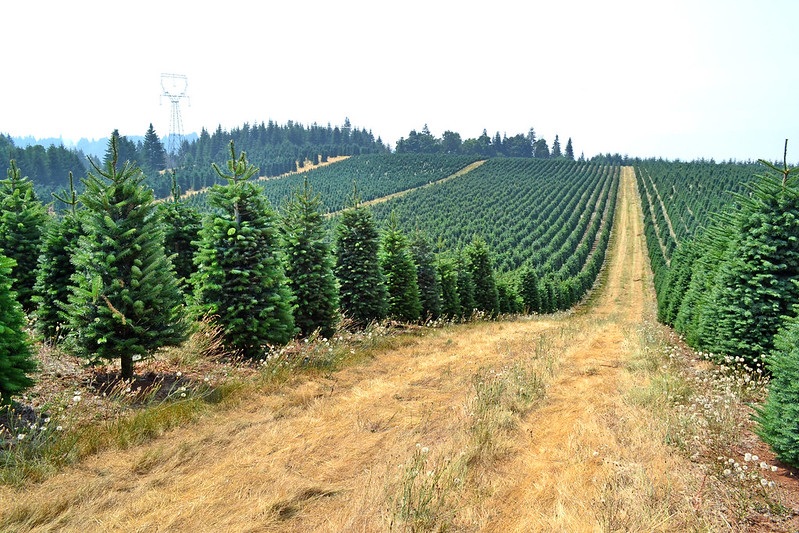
(334, 191, 387, 326)
(33, 172, 82, 341)
(192, 142, 296, 358)
(465, 236, 499, 316)
(0, 160, 48, 312)
(518, 265, 541, 313)
(709, 158, 799, 365)
(409, 231, 441, 321)
(380, 216, 421, 323)
(66, 139, 186, 379)
(437, 253, 460, 319)
(455, 252, 476, 319)
(0, 254, 37, 405)
(754, 305, 799, 467)
(158, 172, 201, 289)
(281, 177, 339, 338)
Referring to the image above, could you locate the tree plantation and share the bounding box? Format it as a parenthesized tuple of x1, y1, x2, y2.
(3, 123, 799, 529)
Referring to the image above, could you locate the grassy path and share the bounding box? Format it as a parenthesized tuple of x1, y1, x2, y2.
(1, 167, 713, 532)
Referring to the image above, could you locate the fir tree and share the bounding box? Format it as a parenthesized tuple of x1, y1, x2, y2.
(141, 123, 167, 174)
(380, 216, 421, 322)
(711, 164, 799, 365)
(564, 138, 575, 160)
(334, 191, 387, 326)
(551, 135, 562, 158)
(33, 172, 81, 341)
(518, 265, 541, 313)
(281, 177, 339, 338)
(0, 254, 37, 405)
(0, 160, 48, 312)
(66, 138, 186, 379)
(159, 172, 201, 288)
(465, 236, 499, 316)
(192, 142, 296, 357)
(754, 307, 799, 467)
(409, 231, 441, 320)
(437, 253, 460, 319)
(455, 252, 476, 318)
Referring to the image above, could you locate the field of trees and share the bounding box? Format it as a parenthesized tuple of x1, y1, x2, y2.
(2, 123, 799, 530)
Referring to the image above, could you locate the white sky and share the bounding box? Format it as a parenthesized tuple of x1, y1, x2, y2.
(3, 0, 797, 162)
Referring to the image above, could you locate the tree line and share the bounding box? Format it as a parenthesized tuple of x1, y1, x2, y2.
(395, 124, 575, 160)
(637, 146, 799, 469)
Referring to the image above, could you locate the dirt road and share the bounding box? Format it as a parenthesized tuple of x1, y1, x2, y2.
(2, 167, 703, 531)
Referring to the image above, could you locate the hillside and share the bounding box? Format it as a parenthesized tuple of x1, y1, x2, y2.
(3, 168, 795, 531)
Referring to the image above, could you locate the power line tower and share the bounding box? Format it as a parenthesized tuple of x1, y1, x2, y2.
(160, 73, 189, 163)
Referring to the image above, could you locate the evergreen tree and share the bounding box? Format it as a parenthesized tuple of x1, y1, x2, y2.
(710, 164, 799, 365)
(437, 253, 460, 319)
(334, 191, 387, 326)
(533, 138, 550, 159)
(0, 160, 48, 312)
(410, 231, 442, 320)
(465, 236, 499, 316)
(380, 217, 421, 322)
(103, 129, 139, 168)
(519, 265, 541, 313)
(141, 123, 167, 174)
(33, 172, 81, 341)
(455, 252, 476, 319)
(281, 177, 338, 337)
(159, 172, 201, 288)
(0, 254, 37, 404)
(551, 135, 562, 158)
(564, 138, 575, 160)
(66, 138, 186, 379)
(754, 308, 799, 467)
(192, 142, 296, 357)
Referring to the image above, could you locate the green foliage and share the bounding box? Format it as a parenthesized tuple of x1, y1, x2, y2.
(281, 177, 339, 338)
(436, 254, 460, 319)
(409, 232, 441, 320)
(141, 123, 167, 175)
(66, 138, 187, 379)
(334, 196, 387, 326)
(455, 253, 476, 318)
(381, 218, 422, 323)
(711, 173, 799, 364)
(0, 254, 37, 404)
(192, 142, 296, 357)
(0, 160, 48, 312)
(158, 173, 201, 288)
(518, 266, 541, 313)
(33, 213, 81, 341)
(465, 237, 499, 316)
(754, 311, 799, 467)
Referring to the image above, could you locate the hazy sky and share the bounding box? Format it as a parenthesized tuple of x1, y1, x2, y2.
(4, 0, 797, 162)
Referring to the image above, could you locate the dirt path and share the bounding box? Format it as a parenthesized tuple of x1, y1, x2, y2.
(1, 166, 701, 532)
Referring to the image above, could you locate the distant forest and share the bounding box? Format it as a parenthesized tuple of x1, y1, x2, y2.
(2, 119, 588, 202)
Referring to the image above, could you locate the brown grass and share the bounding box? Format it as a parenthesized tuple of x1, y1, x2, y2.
(1, 167, 777, 531)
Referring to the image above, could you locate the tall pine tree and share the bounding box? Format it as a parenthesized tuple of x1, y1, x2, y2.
(192, 141, 296, 357)
(281, 177, 339, 338)
(66, 138, 186, 379)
